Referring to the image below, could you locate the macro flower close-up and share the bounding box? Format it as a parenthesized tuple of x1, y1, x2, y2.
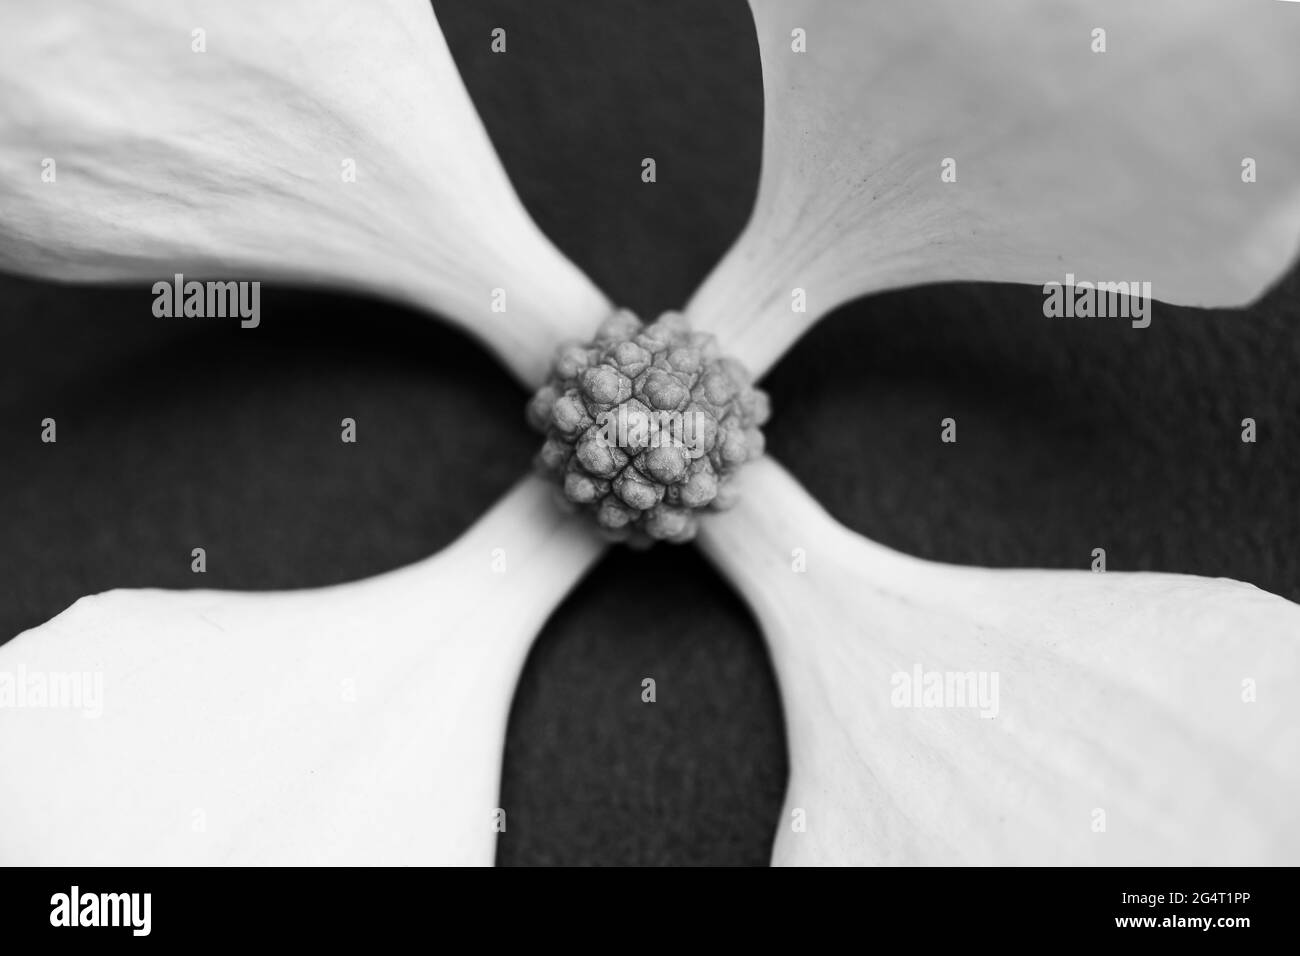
(1, 0, 1298, 879)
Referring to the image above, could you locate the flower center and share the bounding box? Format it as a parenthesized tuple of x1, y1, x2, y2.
(527, 309, 769, 546)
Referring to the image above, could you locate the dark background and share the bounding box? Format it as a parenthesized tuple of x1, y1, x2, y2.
(1, 0, 1296, 865)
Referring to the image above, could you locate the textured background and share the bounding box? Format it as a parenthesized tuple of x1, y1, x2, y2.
(1, 0, 1297, 865)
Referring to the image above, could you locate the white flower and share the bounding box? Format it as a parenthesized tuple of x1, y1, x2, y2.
(688, 0, 1300, 376)
(0, 0, 609, 386)
(0, 476, 602, 864)
(699, 458, 1300, 864)
(2, 0, 1298, 864)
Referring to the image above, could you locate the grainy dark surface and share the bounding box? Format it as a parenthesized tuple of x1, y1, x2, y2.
(1, 0, 1296, 866)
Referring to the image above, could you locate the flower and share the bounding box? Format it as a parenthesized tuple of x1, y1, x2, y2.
(0, 0, 608, 387)
(687, 0, 1300, 377)
(699, 457, 1300, 864)
(0, 475, 602, 865)
(1, 0, 1298, 865)
(528, 310, 769, 545)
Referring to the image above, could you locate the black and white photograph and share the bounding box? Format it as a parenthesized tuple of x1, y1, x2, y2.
(1, 0, 1298, 927)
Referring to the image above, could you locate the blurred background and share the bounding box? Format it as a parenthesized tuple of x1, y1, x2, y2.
(1, 0, 1296, 864)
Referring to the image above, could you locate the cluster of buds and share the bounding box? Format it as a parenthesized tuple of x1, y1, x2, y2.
(527, 310, 770, 545)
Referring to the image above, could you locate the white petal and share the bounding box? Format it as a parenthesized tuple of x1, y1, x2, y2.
(0, 476, 604, 865)
(698, 457, 1300, 865)
(689, 0, 1300, 376)
(0, 1, 609, 386)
